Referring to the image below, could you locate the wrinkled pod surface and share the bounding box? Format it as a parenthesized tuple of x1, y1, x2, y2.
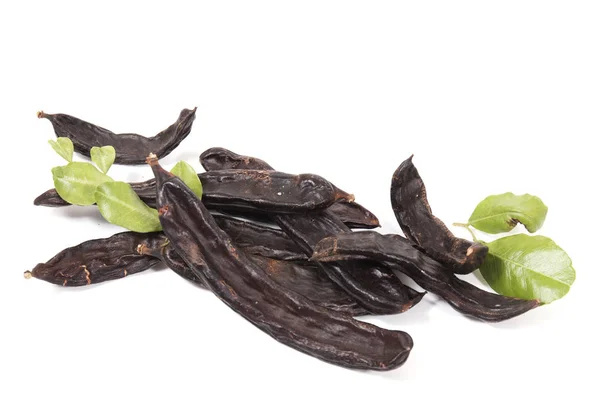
(391, 155, 488, 274)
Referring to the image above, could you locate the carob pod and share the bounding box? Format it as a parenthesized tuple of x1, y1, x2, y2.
(201, 149, 424, 315)
(27, 212, 305, 287)
(38, 108, 197, 165)
(148, 155, 413, 370)
(27, 224, 363, 315)
(34, 170, 353, 214)
(25, 232, 166, 286)
(199, 146, 381, 229)
(391, 155, 488, 274)
(310, 231, 540, 322)
(139, 242, 368, 316)
(200, 169, 354, 213)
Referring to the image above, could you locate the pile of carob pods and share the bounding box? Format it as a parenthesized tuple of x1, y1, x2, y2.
(28, 107, 540, 371)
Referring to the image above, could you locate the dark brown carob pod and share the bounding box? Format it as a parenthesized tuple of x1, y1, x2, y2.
(35, 170, 353, 214)
(139, 242, 368, 316)
(200, 169, 354, 213)
(200, 149, 424, 315)
(37, 108, 197, 164)
(310, 231, 540, 322)
(35, 186, 380, 229)
(25, 232, 166, 286)
(148, 154, 413, 370)
(391, 156, 488, 274)
(199, 146, 380, 229)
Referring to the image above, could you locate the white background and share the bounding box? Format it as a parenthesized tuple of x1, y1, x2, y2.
(1, 1, 598, 399)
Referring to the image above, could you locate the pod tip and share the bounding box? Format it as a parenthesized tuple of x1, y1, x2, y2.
(36, 111, 45, 119)
(24, 270, 32, 279)
(146, 153, 159, 165)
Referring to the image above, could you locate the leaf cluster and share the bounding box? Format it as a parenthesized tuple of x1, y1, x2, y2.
(463, 193, 574, 304)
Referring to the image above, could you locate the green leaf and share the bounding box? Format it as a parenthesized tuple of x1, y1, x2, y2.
(52, 162, 113, 205)
(48, 137, 74, 163)
(90, 146, 116, 174)
(95, 182, 162, 233)
(480, 234, 575, 304)
(468, 193, 548, 234)
(170, 161, 203, 198)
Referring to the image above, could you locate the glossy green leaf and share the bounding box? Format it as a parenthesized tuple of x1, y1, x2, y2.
(480, 234, 575, 304)
(90, 146, 116, 174)
(95, 182, 162, 233)
(171, 161, 203, 198)
(52, 162, 113, 205)
(48, 137, 74, 162)
(468, 193, 548, 234)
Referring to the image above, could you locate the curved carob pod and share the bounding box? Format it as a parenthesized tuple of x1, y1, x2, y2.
(148, 155, 413, 370)
(199, 147, 381, 229)
(201, 169, 354, 213)
(25, 232, 166, 286)
(27, 223, 363, 315)
(310, 231, 540, 322)
(38, 108, 197, 165)
(139, 242, 368, 316)
(200, 148, 423, 315)
(391, 156, 488, 274)
(27, 212, 304, 287)
(34, 170, 353, 214)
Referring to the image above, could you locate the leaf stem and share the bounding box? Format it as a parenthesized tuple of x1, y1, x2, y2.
(452, 222, 478, 242)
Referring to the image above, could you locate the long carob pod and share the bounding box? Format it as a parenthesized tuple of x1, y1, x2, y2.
(148, 154, 413, 370)
(200, 169, 354, 213)
(25, 232, 166, 286)
(139, 242, 369, 316)
(27, 224, 363, 315)
(202, 149, 424, 315)
(38, 108, 197, 165)
(199, 146, 381, 229)
(310, 231, 540, 322)
(391, 155, 488, 274)
(34, 170, 353, 214)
